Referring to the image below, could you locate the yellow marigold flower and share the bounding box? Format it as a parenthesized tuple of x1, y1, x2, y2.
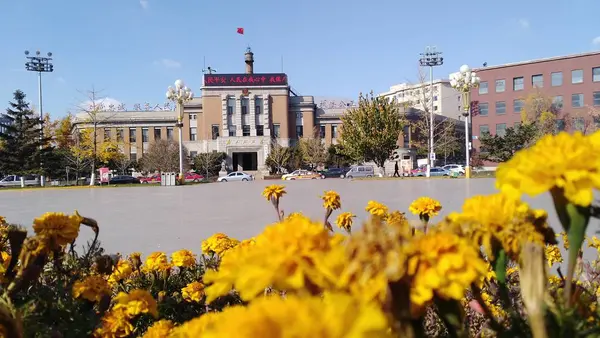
(262, 184, 286, 202)
(182, 281, 205, 303)
(545, 244, 563, 267)
(144, 252, 171, 272)
(108, 260, 133, 285)
(113, 289, 158, 318)
(335, 212, 354, 232)
(557, 232, 569, 250)
(171, 249, 196, 268)
(189, 294, 391, 338)
(94, 307, 133, 338)
(406, 232, 487, 313)
(238, 238, 256, 248)
(409, 197, 442, 221)
(128, 252, 142, 270)
(446, 193, 556, 260)
(72, 275, 111, 303)
(201, 233, 240, 256)
(589, 236, 600, 251)
(365, 200, 388, 218)
(496, 131, 600, 207)
(32, 211, 83, 247)
(204, 216, 339, 302)
(548, 275, 562, 286)
(0, 252, 11, 274)
(386, 211, 408, 226)
(321, 190, 341, 210)
(168, 312, 221, 337)
(0, 216, 6, 226)
(507, 266, 519, 276)
(142, 319, 174, 338)
(286, 212, 311, 222)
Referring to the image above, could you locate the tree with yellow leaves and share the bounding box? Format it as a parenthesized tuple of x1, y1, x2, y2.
(519, 89, 560, 138)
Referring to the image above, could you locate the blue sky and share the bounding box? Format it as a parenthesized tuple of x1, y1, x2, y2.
(1, 0, 599, 119)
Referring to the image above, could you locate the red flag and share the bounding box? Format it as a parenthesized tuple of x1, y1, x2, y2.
(237, 27, 244, 35)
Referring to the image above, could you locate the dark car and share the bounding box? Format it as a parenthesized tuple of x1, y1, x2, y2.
(109, 175, 140, 184)
(318, 168, 347, 179)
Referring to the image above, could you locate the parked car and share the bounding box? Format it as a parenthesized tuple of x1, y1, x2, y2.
(139, 175, 161, 184)
(318, 168, 346, 179)
(0, 174, 40, 187)
(217, 172, 254, 182)
(185, 172, 205, 183)
(413, 167, 451, 177)
(285, 171, 322, 180)
(109, 175, 141, 184)
(281, 169, 306, 180)
(343, 165, 375, 179)
(442, 164, 465, 175)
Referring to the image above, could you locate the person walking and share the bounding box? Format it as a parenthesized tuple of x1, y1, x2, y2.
(393, 161, 400, 177)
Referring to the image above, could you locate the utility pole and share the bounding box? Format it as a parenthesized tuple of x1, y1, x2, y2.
(419, 46, 443, 178)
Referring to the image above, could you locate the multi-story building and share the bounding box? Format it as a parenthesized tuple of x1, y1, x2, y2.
(470, 51, 600, 157)
(73, 48, 349, 175)
(379, 79, 464, 119)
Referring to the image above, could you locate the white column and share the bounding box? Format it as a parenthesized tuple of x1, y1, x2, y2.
(235, 96, 242, 136)
(263, 94, 271, 136)
(221, 95, 228, 137)
(249, 96, 256, 136)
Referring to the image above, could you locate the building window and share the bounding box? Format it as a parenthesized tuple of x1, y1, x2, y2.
(116, 129, 124, 142)
(402, 125, 410, 148)
(495, 101, 506, 115)
(574, 117, 585, 132)
(571, 93, 584, 108)
(479, 125, 489, 136)
(255, 98, 263, 114)
(595, 116, 600, 129)
(551, 72, 563, 86)
(227, 97, 235, 115)
(189, 151, 197, 158)
(103, 128, 111, 141)
(433, 95, 438, 101)
(241, 105, 247, 114)
(496, 123, 507, 137)
(495, 79, 505, 92)
(513, 99, 524, 113)
(478, 103, 489, 116)
(242, 125, 250, 136)
(129, 128, 136, 143)
(190, 127, 197, 141)
(572, 69, 583, 84)
(319, 125, 326, 138)
(211, 125, 219, 140)
(229, 125, 236, 137)
(532, 74, 543, 88)
(256, 125, 264, 136)
(331, 125, 338, 138)
(142, 128, 149, 143)
(556, 119, 566, 131)
(553, 96, 564, 109)
(189, 114, 197, 121)
(167, 127, 174, 140)
(594, 67, 600, 82)
(594, 92, 600, 106)
(513, 77, 524, 91)
(154, 128, 161, 140)
(241, 97, 249, 115)
(296, 126, 303, 138)
(479, 82, 488, 94)
(130, 153, 137, 161)
(433, 105, 438, 111)
(272, 124, 280, 138)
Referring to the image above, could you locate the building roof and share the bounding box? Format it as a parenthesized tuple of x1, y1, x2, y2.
(380, 79, 450, 97)
(474, 51, 600, 72)
(73, 110, 176, 124)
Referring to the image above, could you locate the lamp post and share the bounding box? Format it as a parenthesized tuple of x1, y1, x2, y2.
(419, 46, 443, 178)
(166, 80, 194, 183)
(25, 50, 54, 186)
(449, 65, 480, 179)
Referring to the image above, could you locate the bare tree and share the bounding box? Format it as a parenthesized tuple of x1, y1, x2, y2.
(299, 127, 327, 169)
(141, 139, 188, 173)
(434, 119, 462, 164)
(265, 141, 292, 174)
(193, 152, 226, 178)
(563, 106, 600, 135)
(113, 153, 134, 175)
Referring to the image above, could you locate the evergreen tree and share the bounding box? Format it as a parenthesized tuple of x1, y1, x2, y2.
(0, 90, 50, 176)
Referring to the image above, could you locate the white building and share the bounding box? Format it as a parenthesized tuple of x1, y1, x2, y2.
(379, 79, 464, 119)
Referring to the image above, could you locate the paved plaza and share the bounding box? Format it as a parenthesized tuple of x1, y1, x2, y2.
(0, 178, 598, 260)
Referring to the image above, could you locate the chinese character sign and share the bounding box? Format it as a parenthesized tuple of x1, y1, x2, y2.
(203, 73, 288, 87)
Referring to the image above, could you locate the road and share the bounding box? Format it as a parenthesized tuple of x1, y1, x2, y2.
(0, 178, 598, 262)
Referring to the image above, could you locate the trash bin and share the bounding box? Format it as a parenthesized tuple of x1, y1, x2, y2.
(451, 171, 459, 178)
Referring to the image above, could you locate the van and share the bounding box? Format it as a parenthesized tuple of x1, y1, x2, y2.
(343, 165, 374, 179)
(0, 174, 40, 187)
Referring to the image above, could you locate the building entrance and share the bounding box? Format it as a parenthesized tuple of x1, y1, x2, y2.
(232, 152, 258, 171)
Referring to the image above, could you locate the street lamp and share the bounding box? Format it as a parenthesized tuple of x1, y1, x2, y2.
(449, 65, 480, 179)
(166, 80, 194, 183)
(25, 50, 54, 187)
(419, 46, 443, 178)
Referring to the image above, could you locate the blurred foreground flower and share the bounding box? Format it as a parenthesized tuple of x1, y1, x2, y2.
(142, 319, 174, 338)
(545, 244, 563, 267)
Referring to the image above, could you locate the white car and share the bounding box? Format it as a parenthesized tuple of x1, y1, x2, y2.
(442, 164, 465, 175)
(217, 171, 254, 182)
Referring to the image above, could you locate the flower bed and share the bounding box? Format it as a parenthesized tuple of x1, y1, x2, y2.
(1, 131, 600, 337)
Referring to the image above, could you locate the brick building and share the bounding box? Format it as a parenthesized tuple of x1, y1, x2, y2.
(470, 51, 600, 158)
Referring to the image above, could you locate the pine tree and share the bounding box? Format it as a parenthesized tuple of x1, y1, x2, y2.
(0, 90, 49, 176)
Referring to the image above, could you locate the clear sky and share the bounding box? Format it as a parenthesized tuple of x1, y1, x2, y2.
(1, 0, 599, 118)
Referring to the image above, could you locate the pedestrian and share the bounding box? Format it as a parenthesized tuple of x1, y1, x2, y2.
(393, 161, 400, 177)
